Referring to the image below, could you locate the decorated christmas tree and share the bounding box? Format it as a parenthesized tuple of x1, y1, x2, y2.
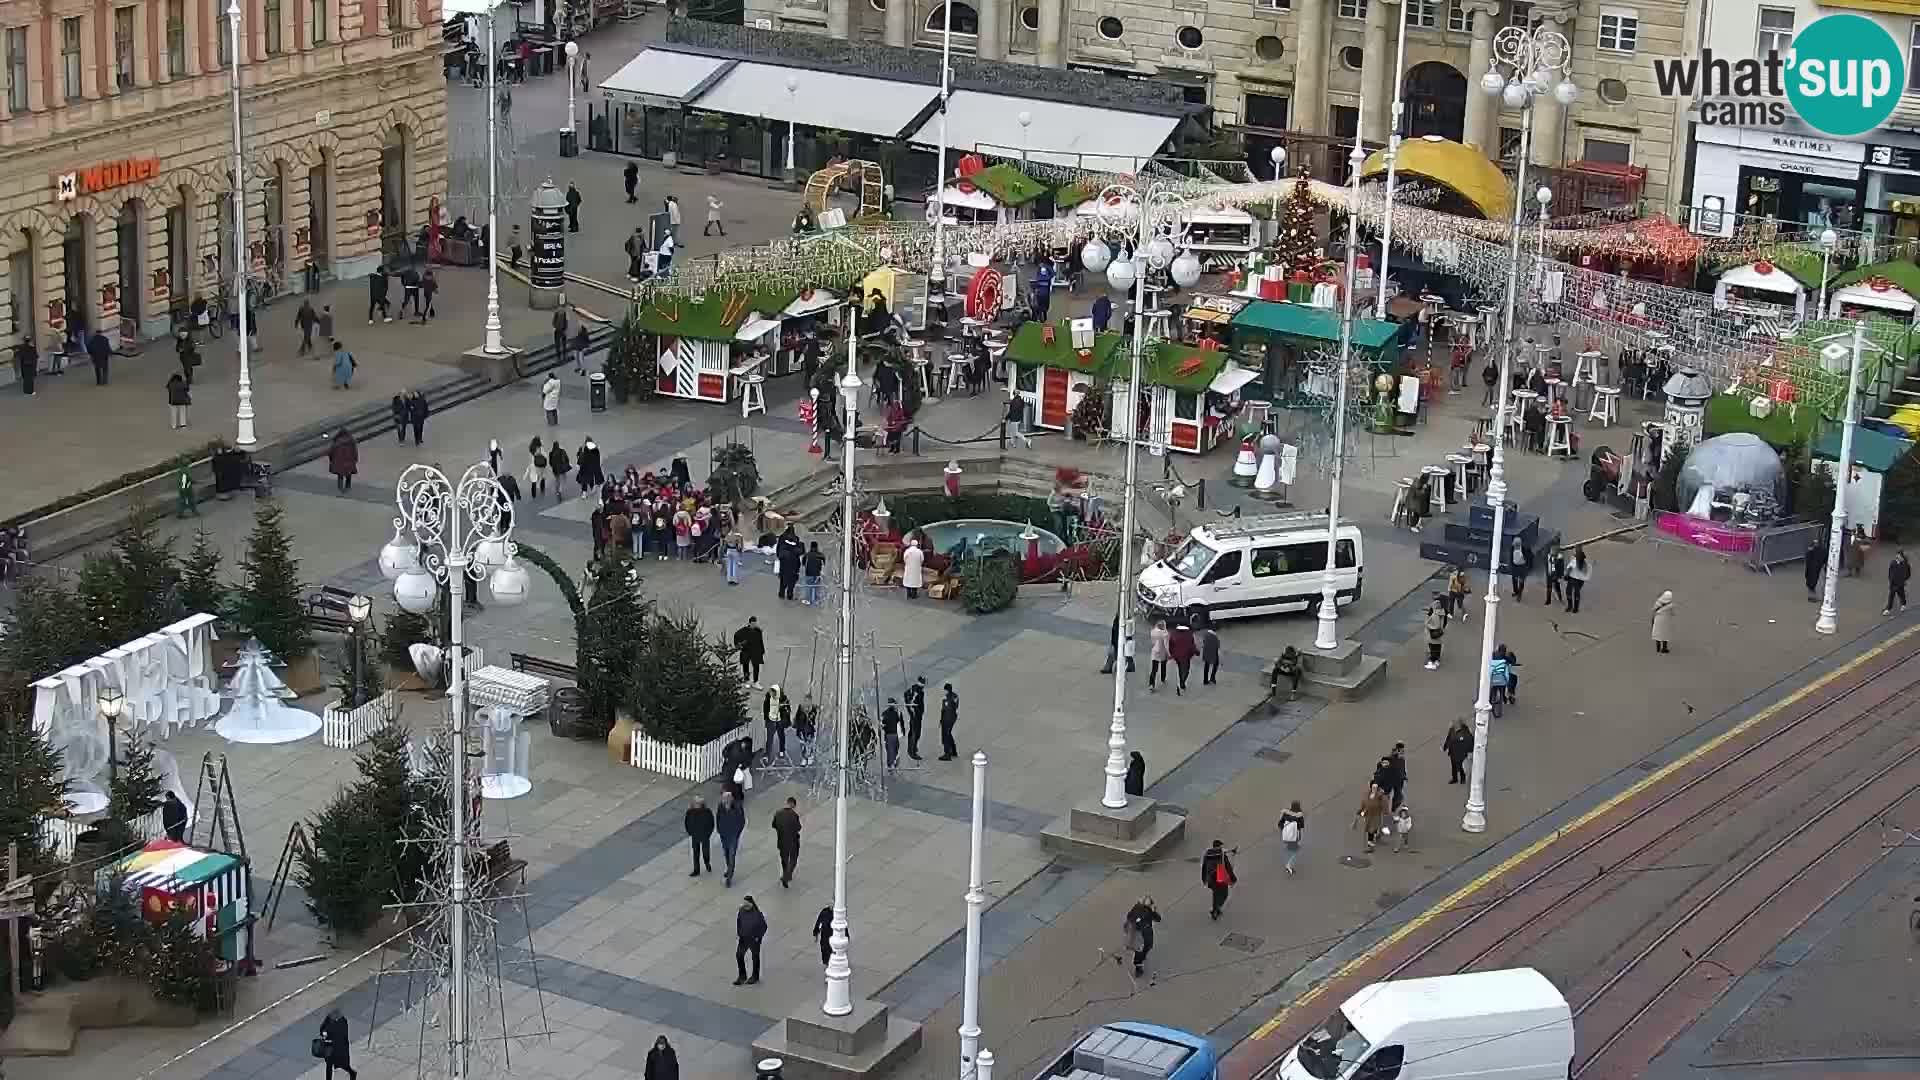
(1273, 175, 1322, 279)
(215, 639, 321, 745)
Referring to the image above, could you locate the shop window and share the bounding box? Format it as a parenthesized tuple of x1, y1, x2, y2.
(1598, 8, 1637, 53)
(927, 3, 979, 35)
(1583, 137, 1632, 164)
(61, 17, 81, 101)
(1245, 92, 1289, 129)
(1405, 0, 1437, 28)
(114, 8, 135, 89)
(265, 0, 282, 54)
(214, 0, 231, 65)
(309, 0, 327, 44)
(1756, 8, 1793, 57)
(1508, 1, 1532, 28)
(1910, 23, 1920, 92)
(5, 26, 28, 111)
(1338, 0, 1367, 20)
(1448, 1, 1474, 32)
(7, 246, 30, 338)
(166, 0, 185, 75)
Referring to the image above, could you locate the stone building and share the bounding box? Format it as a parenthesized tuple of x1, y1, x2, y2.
(0, 0, 446, 353)
(742, 0, 1694, 211)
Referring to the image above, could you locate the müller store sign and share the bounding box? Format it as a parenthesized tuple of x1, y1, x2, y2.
(52, 158, 161, 201)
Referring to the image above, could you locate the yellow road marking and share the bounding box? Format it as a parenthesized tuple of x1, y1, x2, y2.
(1246, 622, 1920, 1044)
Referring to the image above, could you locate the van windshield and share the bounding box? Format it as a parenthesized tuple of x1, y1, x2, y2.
(1297, 1009, 1371, 1080)
(1165, 539, 1217, 580)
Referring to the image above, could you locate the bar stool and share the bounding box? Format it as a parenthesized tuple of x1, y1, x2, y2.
(1423, 465, 1451, 514)
(945, 354, 969, 394)
(1543, 377, 1565, 406)
(1546, 415, 1573, 457)
(1447, 453, 1473, 497)
(1469, 416, 1492, 444)
(1570, 350, 1601, 410)
(1390, 478, 1413, 526)
(910, 357, 934, 398)
(1588, 385, 1621, 427)
(741, 374, 767, 419)
(1144, 309, 1174, 339)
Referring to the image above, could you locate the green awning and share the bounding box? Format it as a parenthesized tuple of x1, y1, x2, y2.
(1052, 179, 1102, 212)
(1229, 300, 1404, 352)
(635, 286, 800, 341)
(969, 163, 1049, 208)
(1142, 342, 1229, 392)
(1815, 425, 1913, 473)
(1004, 321, 1125, 375)
(1834, 259, 1920, 295)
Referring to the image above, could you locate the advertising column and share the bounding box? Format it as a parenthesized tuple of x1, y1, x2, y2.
(528, 178, 567, 311)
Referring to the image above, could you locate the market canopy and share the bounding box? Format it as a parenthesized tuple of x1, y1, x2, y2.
(1717, 261, 1807, 296)
(1815, 424, 1912, 473)
(1140, 342, 1229, 392)
(694, 61, 937, 138)
(1004, 321, 1125, 376)
(1360, 136, 1512, 221)
(597, 48, 733, 108)
(905, 91, 1181, 173)
(967, 163, 1049, 208)
(635, 285, 800, 341)
(1230, 300, 1405, 355)
(1830, 261, 1920, 314)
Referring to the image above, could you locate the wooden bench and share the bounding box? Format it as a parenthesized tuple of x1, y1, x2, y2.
(308, 611, 354, 635)
(509, 652, 577, 682)
(478, 839, 528, 897)
(305, 584, 357, 617)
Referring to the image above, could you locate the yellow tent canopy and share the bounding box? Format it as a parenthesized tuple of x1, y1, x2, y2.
(1361, 137, 1513, 221)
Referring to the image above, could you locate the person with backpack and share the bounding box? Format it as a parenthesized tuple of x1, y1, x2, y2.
(1488, 649, 1512, 712)
(1278, 801, 1306, 874)
(1423, 597, 1447, 670)
(1122, 896, 1160, 977)
(1200, 840, 1236, 920)
(1507, 537, 1533, 600)
(1446, 566, 1470, 621)
(548, 441, 571, 501)
(1543, 544, 1566, 605)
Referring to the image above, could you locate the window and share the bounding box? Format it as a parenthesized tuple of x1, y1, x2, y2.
(1018, 6, 1038, 30)
(1498, 126, 1523, 162)
(1911, 23, 1920, 91)
(265, 0, 282, 53)
(1339, 46, 1364, 70)
(1583, 137, 1633, 163)
(1098, 15, 1124, 38)
(385, 0, 402, 31)
(1756, 8, 1793, 56)
(1508, 0, 1532, 27)
(1257, 0, 1291, 9)
(1015, 365, 1037, 393)
(1354, 1046, 1405, 1080)
(928, 3, 979, 34)
(1331, 104, 1359, 138)
(1199, 549, 1241, 584)
(1254, 35, 1285, 60)
(114, 7, 136, 89)
(1448, 0, 1474, 32)
(308, 0, 327, 44)
(1597, 77, 1629, 103)
(1167, 539, 1218, 579)
(1405, 0, 1438, 28)
(60, 17, 82, 100)
(1338, 0, 1367, 19)
(1173, 390, 1201, 421)
(166, 0, 185, 75)
(1598, 8, 1637, 52)
(215, 0, 231, 64)
(1176, 25, 1203, 49)
(1245, 92, 1289, 129)
(4, 27, 25, 111)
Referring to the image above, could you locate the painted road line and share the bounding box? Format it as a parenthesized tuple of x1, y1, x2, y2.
(1245, 621, 1920, 1044)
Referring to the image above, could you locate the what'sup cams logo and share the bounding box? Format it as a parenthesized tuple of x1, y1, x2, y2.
(1653, 13, 1906, 138)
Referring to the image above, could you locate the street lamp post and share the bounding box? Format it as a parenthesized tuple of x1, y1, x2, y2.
(928, 0, 955, 305)
(227, 0, 256, 446)
(1818, 227, 1839, 318)
(347, 594, 373, 705)
(562, 40, 579, 153)
(824, 331, 861, 1017)
(1018, 111, 1032, 169)
(98, 687, 126, 791)
(784, 75, 799, 185)
(1315, 133, 1366, 653)
(1374, 0, 1412, 320)
(1462, 24, 1576, 835)
(386, 464, 531, 1079)
(1268, 145, 1287, 235)
(482, 11, 506, 355)
(1816, 320, 1868, 635)
(957, 750, 988, 1080)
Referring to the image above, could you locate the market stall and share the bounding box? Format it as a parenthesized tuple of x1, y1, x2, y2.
(861, 265, 932, 333)
(1181, 294, 1249, 345)
(1110, 340, 1254, 454)
(1826, 262, 1920, 322)
(1180, 207, 1258, 269)
(930, 159, 1048, 226)
(764, 287, 848, 376)
(1713, 260, 1810, 321)
(1002, 320, 1124, 431)
(1227, 298, 1407, 399)
(636, 285, 798, 404)
(1813, 424, 1911, 536)
(109, 839, 252, 964)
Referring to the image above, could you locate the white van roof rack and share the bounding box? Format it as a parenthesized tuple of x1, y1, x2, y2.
(1201, 511, 1348, 542)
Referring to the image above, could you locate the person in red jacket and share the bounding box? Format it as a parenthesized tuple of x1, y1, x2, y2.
(1168, 622, 1197, 696)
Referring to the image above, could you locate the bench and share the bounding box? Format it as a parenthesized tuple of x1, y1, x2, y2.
(509, 652, 577, 682)
(305, 584, 357, 617)
(308, 611, 354, 635)
(478, 839, 528, 896)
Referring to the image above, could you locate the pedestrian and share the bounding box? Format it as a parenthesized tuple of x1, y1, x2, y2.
(771, 796, 802, 887)
(1887, 550, 1911, 615)
(1405, 474, 1426, 533)
(1121, 896, 1159, 977)
(166, 372, 191, 429)
(1271, 646, 1303, 702)
(665, 194, 682, 237)
(332, 340, 356, 389)
(1091, 293, 1112, 334)
(623, 161, 639, 203)
(400, 263, 422, 316)
(318, 1007, 357, 1080)
(937, 683, 959, 760)
(577, 48, 589, 91)
(1564, 546, 1590, 613)
(1200, 840, 1236, 920)
(1373, 746, 1408, 810)
(733, 896, 766, 985)
(1444, 719, 1473, 784)
(419, 270, 438, 321)
(571, 323, 591, 374)
(716, 790, 746, 887)
(161, 790, 189, 842)
(525, 440, 547, 500)
(724, 527, 745, 585)
(880, 697, 903, 768)
(762, 684, 790, 758)
(549, 441, 571, 500)
(1125, 750, 1146, 796)
(1446, 566, 1470, 621)
(175, 330, 200, 385)
(1508, 537, 1532, 600)
(901, 538, 925, 598)
(1651, 589, 1675, 653)
(705, 194, 726, 236)
(509, 223, 524, 269)
(318, 303, 335, 343)
(1147, 619, 1170, 691)
(564, 181, 583, 232)
(1423, 598, 1446, 669)
(656, 230, 676, 275)
(802, 541, 825, 605)
(1354, 785, 1388, 853)
(812, 905, 834, 966)
(625, 226, 649, 281)
(733, 616, 765, 686)
(1278, 800, 1306, 874)
(903, 676, 927, 760)
(644, 1037, 679, 1080)
(391, 392, 408, 443)
(296, 298, 319, 354)
(327, 429, 358, 492)
(367, 263, 391, 322)
(14, 337, 37, 396)
(1101, 613, 1130, 674)
(80, 327, 109, 385)
(1391, 803, 1414, 852)
(552, 307, 569, 365)
(406, 389, 429, 445)
(1200, 623, 1221, 685)
(575, 437, 603, 490)
(1168, 622, 1196, 694)
(1543, 543, 1565, 605)
(776, 525, 804, 600)
(684, 795, 714, 877)
(794, 694, 818, 764)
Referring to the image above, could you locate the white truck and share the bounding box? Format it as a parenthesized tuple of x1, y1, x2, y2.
(1274, 968, 1574, 1080)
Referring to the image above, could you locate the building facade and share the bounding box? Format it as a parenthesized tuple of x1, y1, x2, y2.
(0, 0, 447, 352)
(739, 0, 1693, 210)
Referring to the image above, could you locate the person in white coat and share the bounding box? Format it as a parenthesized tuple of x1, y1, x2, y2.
(705, 195, 726, 237)
(1650, 589, 1675, 654)
(541, 373, 561, 426)
(901, 538, 926, 599)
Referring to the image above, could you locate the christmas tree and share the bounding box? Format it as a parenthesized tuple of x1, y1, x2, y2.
(234, 503, 311, 663)
(215, 639, 321, 745)
(178, 530, 227, 618)
(1273, 175, 1322, 278)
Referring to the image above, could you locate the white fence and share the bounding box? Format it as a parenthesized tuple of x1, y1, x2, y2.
(629, 723, 750, 782)
(36, 810, 168, 862)
(323, 690, 398, 749)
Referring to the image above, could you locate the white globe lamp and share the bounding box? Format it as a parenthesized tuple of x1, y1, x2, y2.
(1553, 79, 1579, 106)
(394, 567, 439, 615)
(378, 524, 420, 581)
(489, 557, 531, 607)
(1480, 70, 1505, 95)
(1502, 82, 1528, 109)
(1145, 235, 1176, 269)
(1820, 227, 1839, 251)
(1536, 186, 1552, 208)
(1107, 255, 1138, 292)
(474, 537, 511, 573)
(1081, 237, 1112, 274)
(1170, 250, 1203, 288)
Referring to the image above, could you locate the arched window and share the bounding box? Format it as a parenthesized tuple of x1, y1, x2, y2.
(925, 2, 979, 35)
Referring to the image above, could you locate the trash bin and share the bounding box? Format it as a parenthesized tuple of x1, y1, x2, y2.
(589, 372, 608, 412)
(559, 129, 578, 158)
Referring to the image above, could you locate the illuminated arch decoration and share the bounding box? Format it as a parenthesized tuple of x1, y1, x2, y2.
(803, 160, 886, 222)
(1360, 137, 1512, 220)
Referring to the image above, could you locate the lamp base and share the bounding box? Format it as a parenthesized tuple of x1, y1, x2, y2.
(1298, 639, 1389, 701)
(1040, 797, 1186, 863)
(753, 999, 922, 1080)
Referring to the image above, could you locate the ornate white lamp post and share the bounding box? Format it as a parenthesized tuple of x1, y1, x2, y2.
(1818, 227, 1839, 318)
(928, 0, 955, 303)
(824, 331, 861, 1016)
(1315, 126, 1367, 653)
(1816, 320, 1869, 635)
(1374, 0, 1412, 319)
(563, 41, 579, 150)
(784, 75, 799, 184)
(482, 11, 506, 355)
(226, 0, 256, 446)
(1462, 24, 1576, 835)
(958, 750, 988, 1079)
(386, 463, 531, 1078)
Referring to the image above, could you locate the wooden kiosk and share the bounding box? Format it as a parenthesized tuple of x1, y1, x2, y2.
(637, 286, 800, 403)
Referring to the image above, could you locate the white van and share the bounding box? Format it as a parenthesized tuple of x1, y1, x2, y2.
(1136, 512, 1364, 623)
(1274, 968, 1574, 1080)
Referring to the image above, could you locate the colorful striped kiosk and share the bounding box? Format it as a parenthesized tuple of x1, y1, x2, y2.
(110, 839, 253, 965)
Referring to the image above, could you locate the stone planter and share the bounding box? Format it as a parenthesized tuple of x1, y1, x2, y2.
(628, 722, 751, 782)
(322, 690, 397, 749)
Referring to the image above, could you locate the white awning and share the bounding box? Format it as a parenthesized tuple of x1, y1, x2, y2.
(784, 290, 842, 318)
(1717, 263, 1803, 296)
(938, 185, 999, 211)
(1209, 365, 1259, 395)
(598, 49, 731, 108)
(1830, 282, 1916, 314)
(1186, 207, 1254, 225)
(906, 91, 1181, 172)
(693, 62, 937, 138)
(735, 317, 782, 342)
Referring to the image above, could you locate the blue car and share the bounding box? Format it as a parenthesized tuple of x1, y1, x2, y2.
(1033, 1022, 1219, 1080)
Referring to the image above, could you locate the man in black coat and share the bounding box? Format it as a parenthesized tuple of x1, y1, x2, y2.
(406, 391, 429, 445)
(880, 698, 903, 769)
(565, 182, 583, 232)
(319, 1007, 357, 1079)
(1373, 743, 1409, 810)
(161, 790, 189, 842)
(733, 897, 767, 985)
(1200, 839, 1236, 920)
(734, 616, 765, 686)
(368, 264, 391, 323)
(86, 328, 112, 385)
(771, 796, 802, 887)
(1443, 720, 1474, 784)
(623, 161, 639, 203)
(13, 338, 37, 396)
(684, 795, 715, 877)
(937, 683, 960, 760)
(903, 676, 927, 761)
(715, 790, 746, 886)
(775, 526, 804, 600)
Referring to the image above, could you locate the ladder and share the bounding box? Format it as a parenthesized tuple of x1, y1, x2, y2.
(261, 822, 317, 933)
(188, 753, 247, 864)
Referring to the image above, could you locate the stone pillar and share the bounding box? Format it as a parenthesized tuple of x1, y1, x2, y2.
(0, 258, 13, 355)
(1294, 0, 1328, 134)
(40, 232, 67, 352)
(142, 203, 172, 337)
(1531, 11, 1570, 167)
(977, 0, 1005, 61)
(1037, 0, 1063, 67)
(1362, 0, 1391, 142)
(1461, 1, 1498, 153)
(828, 0, 850, 40)
(1378, 0, 1402, 131)
(884, 0, 908, 48)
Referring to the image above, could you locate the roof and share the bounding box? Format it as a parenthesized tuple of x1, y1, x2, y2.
(1053, 179, 1104, 211)
(1718, 262, 1806, 296)
(1360, 137, 1513, 220)
(1829, 281, 1917, 314)
(1833, 259, 1920, 299)
(905, 90, 1179, 172)
(1343, 968, 1572, 1044)
(636, 286, 800, 341)
(1230, 300, 1404, 352)
(694, 61, 937, 137)
(1815, 424, 1914, 472)
(115, 839, 242, 890)
(1142, 342, 1229, 392)
(597, 49, 731, 107)
(968, 163, 1049, 207)
(1005, 321, 1125, 376)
